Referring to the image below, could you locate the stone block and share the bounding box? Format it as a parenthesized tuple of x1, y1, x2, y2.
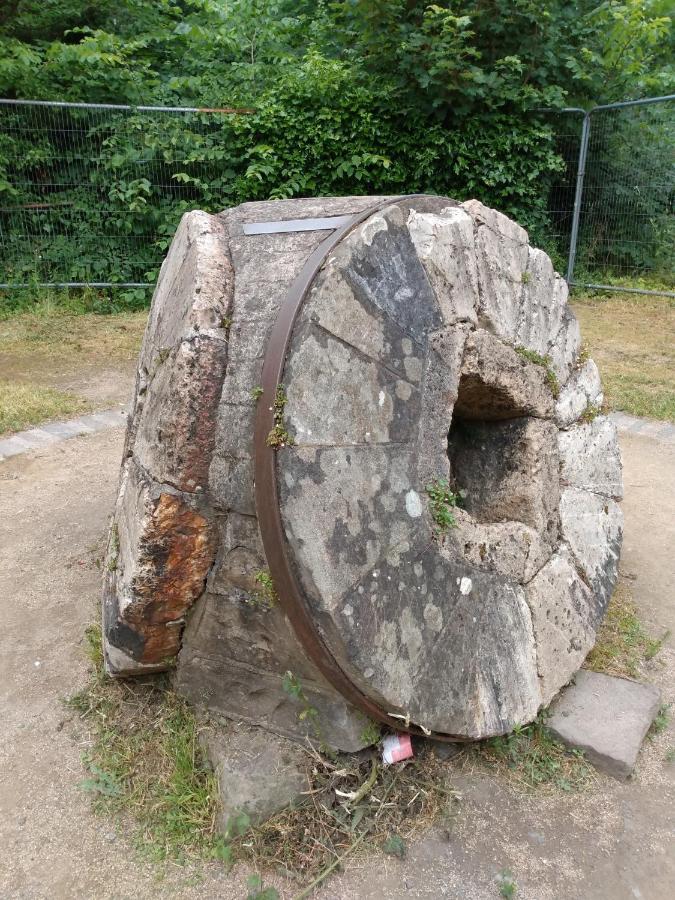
(201, 725, 307, 829)
(547, 669, 661, 779)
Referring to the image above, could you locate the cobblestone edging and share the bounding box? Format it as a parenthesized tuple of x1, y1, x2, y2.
(0, 408, 127, 461)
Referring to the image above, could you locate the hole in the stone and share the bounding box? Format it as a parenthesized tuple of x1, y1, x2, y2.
(447, 374, 558, 541)
(452, 372, 528, 421)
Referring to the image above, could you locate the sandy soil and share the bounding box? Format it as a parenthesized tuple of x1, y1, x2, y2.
(0, 428, 673, 900)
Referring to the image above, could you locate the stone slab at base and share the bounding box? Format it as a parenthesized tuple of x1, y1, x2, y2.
(547, 669, 661, 779)
(201, 724, 308, 831)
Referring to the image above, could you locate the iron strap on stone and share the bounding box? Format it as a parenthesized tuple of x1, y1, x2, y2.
(242, 215, 355, 235)
(252, 195, 465, 742)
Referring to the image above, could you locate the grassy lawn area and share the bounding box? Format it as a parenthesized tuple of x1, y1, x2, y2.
(571, 292, 675, 422)
(0, 380, 91, 435)
(0, 300, 147, 436)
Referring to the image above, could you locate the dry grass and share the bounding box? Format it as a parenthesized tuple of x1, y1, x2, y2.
(235, 746, 457, 885)
(0, 379, 91, 434)
(571, 293, 675, 421)
(0, 306, 146, 435)
(585, 580, 669, 678)
(69, 625, 457, 887)
(0, 308, 147, 365)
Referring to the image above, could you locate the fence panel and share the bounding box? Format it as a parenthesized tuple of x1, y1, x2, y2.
(574, 97, 674, 292)
(540, 108, 585, 276)
(0, 96, 672, 294)
(0, 99, 249, 288)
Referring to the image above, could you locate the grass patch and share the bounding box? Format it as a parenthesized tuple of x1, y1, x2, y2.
(234, 746, 457, 887)
(0, 305, 147, 364)
(585, 581, 668, 678)
(67, 626, 222, 863)
(0, 285, 150, 317)
(70, 624, 457, 889)
(468, 716, 595, 792)
(0, 379, 90, 435)
(571, 294, 675, 421)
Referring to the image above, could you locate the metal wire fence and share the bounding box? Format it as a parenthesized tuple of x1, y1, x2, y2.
(0, 96, 673, 295)
(0, 99, 251, 289)
(543, 95, 674, 296)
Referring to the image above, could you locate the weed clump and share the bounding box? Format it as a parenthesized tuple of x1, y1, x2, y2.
(425, 478, 460, 533)
(250, 569, 277, 608)
(470, 715, 595, 792)
(266, 385, 294, 449)
(515, 346, 560, 398)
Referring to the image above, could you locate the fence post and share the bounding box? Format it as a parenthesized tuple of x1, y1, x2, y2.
(566, 110, 591, 285)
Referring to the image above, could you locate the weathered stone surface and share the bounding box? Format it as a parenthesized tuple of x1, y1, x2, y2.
(524, 549, 599, 705)
(462, 199, 529, 343)
(415, 327, 469, 486)
(515, 247, 567, 357)
(558, 416, 623, 500)
(456, 330, 556, 420)
(407, 208, 479, 325)
(559, 487, 623, 610)
(449, 417, 560, 548)
(124, 210, 232, 464)
(337, 204, 442, 344)
(555, 358, 603, 427)
(441, 512, 550, 585)
(279, 446, 424, 610)
(106, 193, 622, 744)
(177, 591, 370, 751)
(202, 726, 307, 829)
(133, 334, 228, 492)
(284, 324, 421, 446)
(547, 670, 661, 778)
(104, 211, 231, 672)
(546, 306, 582, 387)
(103, 460, 217, 673)
(331, 540, 541, 738)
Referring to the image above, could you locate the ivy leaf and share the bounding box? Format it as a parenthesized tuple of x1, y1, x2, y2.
(382, 833, 406, 858)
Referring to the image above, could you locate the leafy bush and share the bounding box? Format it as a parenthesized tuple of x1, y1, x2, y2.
(0, 1, 672, 295)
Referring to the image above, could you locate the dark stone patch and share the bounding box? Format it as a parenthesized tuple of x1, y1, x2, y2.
(328, 539, 540, 737)
(339, 206, 442, 344)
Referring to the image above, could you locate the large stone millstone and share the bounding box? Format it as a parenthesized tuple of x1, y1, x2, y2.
(102, 195, 623, 749)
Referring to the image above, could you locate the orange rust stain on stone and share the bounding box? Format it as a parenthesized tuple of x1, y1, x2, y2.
(125, 493, 217, 664)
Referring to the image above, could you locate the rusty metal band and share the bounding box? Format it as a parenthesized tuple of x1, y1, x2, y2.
(253, 194, 464, 743)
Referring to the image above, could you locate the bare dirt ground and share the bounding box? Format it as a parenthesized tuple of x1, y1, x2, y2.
(1, 423, 673, 900)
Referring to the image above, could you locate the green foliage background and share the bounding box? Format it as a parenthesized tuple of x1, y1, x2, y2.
(0, 1, 672, 295)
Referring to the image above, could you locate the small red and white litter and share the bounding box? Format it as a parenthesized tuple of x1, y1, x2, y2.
(382, 733, 414, 765)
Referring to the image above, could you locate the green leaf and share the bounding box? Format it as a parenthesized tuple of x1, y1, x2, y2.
(382, 833, 406, 858)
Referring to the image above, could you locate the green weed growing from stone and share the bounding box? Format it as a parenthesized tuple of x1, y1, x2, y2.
(648, 704, 671, 739)
(579, 402, 603, 424)
(251, 569, 277, 608)
(515, 346, 560, 397)
(497, 869, 517, 898)
(251, 385, 264, 401)
(358, 717, 382, 747)
(425, 478, 459, 533)
(266, 385, 294, 449)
